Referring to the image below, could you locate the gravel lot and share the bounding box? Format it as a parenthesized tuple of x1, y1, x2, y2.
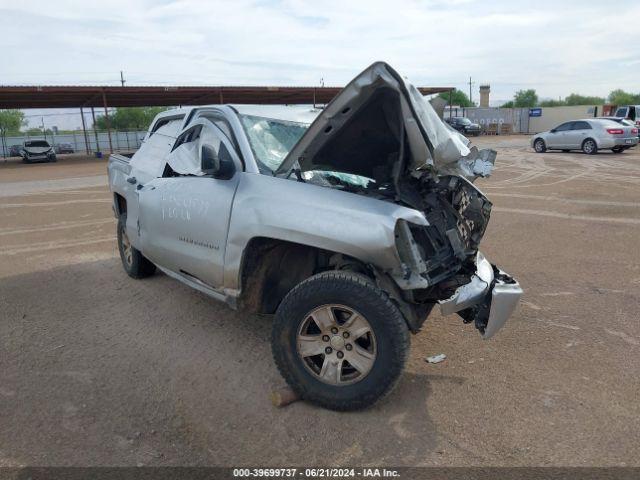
(1, 138, 639, 467)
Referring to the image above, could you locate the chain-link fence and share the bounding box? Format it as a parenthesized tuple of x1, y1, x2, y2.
(1, 129, 147, 158)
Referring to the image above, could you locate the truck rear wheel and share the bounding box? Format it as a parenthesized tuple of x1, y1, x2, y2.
(271, 271, 410, 411)
(117, 215, 156, 279)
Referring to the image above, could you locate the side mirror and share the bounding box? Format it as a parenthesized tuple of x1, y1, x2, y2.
(201, 144, 219, 175)
(201, 145, 235, 180)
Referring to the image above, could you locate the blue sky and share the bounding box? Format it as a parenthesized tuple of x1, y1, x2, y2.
(1, 0, 639, 128)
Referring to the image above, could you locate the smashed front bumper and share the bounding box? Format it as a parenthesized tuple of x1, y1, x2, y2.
(438, 252, 522, 339)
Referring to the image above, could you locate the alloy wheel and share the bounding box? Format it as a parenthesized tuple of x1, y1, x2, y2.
(296, 304, 377, 385)
(120, 226, 133, 267)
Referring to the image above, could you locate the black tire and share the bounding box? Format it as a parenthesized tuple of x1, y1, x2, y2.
(22, 156, 31, 164)
(533, 138, 546, 153)
(272, 271, 410, 411)
(117, 215, 156, 279)
(562, 149, 570, 152)
(49, 156, 57, 163)
(582, 138, 598, 155)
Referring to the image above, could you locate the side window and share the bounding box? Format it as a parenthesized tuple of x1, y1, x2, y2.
(199, 124, 235, 165)
(572, 121, 591, 130)
(171, 124, 203, 152)
(614, 107, 627, 118)
(165, 122, 238, 177)
(130, 118, 184, 178)
(194, 113, 241, 153)
(149, 116, 184, 138)
(555, 122, 573, 132)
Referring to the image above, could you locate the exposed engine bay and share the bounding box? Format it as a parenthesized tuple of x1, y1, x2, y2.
(301, 168, 492, 297)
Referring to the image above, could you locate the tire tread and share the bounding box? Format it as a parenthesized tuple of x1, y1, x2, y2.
(271, 270, 410, 411)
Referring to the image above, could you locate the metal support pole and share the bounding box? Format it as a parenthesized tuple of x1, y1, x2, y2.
(101, 90, 114, 153)
(91, 107, 100, 153)
(80, 107, 90, 154)
(449, 90, 452, 119)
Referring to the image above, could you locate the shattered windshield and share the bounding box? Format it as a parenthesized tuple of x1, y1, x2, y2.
(239, 114, 309, 172)
(303, 171, 373, 189)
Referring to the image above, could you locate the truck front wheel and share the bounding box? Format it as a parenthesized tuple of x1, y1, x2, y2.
(271, 271, 410, 411)
(117, 215, 156, 279)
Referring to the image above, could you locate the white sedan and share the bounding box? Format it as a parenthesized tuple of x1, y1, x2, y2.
(531, 118, 638, 154)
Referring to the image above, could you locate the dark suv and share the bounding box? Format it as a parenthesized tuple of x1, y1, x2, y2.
(445, 116, 481, 136)
(55, 143, 75, 154)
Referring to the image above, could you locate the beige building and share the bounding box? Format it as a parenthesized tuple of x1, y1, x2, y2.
(528, 105, 603, 133)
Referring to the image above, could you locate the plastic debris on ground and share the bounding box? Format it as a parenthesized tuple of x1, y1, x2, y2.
(425, 353, 447, 364)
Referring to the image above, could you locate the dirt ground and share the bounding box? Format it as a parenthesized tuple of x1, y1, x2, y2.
(1, 138, 639, 467)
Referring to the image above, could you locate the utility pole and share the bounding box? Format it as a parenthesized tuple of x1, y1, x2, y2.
(41, 117, 47, 141)
(91, 107, 100, 154)
(468, 76, 473, 106)
(120, 71, 126, 87)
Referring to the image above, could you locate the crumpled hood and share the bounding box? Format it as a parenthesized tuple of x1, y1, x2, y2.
(276, 62, 495, 182)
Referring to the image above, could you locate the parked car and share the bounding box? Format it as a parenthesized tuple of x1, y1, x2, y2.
(108, 62, 522, 411)
(612, 105, 640, 128)
(444, 116, 481, 136)
(596, 117, 640, 139)
(55, 142, 75, 154)
(21, 140, 57, 163)
(8, 145, 21, 157)
(531, 119, 638, 154)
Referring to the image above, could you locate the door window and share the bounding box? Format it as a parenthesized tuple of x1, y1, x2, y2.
(165, 120, 239, 177)
(130, 118, 184, 178)
(572, 121, 591, 130)
(555, 122, 573, 132)
(614, 107, 628, 118)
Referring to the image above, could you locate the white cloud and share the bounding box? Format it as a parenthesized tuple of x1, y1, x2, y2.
(1, 0, 639, 102)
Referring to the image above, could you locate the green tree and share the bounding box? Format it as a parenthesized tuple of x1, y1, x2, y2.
(438, 89, 473, 107)
(94, 107, 167, 130)
(539, 99, 566, 107)
(565, 93, 605, 106)
(0, 110, 26, 135)
(26, 127, 52, 136)
(608, 89, 640, 105)
(500, 100, 514, 108)
(513, 89, 538, 108)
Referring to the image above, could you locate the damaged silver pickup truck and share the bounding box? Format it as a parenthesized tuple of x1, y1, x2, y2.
(108, 62, 522, 410)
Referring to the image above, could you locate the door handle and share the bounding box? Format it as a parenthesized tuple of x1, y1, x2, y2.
(126, 176, 137, 185)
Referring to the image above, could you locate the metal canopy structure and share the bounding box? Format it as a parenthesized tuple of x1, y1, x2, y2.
(0, 85, 453, 109)
(0, 84, 454, 155)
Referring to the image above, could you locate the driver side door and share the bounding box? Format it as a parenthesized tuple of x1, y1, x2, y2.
(137, 120, 242, 289)
(547, 122, 574, 149)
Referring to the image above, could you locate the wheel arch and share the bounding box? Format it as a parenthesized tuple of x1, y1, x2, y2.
(533, 137, 546, 151)
(113, 193, 127, 217)
(237, 237, 371, 315)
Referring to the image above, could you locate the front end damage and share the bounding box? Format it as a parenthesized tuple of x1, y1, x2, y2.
(440, 255, 522, 339)
(277, 61, 522, 338)
(391, 172, 522, 338)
